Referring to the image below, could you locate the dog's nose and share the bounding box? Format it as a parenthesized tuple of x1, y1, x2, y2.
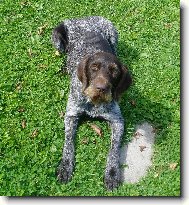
(96, 84, 109, 92)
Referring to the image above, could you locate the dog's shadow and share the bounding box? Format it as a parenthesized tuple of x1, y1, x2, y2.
(117, 41, 173, 145)
(117, 41, 174, 184)
(117, 40, 140, 68)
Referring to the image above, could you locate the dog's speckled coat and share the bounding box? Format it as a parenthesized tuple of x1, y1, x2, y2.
(52, 16, 127, 190)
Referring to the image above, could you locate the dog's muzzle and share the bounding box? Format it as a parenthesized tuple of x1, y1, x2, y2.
(84, 76, 112, 104)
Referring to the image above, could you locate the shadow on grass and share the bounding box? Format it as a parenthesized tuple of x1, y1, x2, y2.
(117, 40, 140, 68)
(120, 86, 173, 145)
(117, 40, 173, 145)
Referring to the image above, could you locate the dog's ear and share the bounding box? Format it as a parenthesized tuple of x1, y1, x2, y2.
(114, 65, 132, 100)
(77, 55, 91, 91)
(52, 23, 68, 53)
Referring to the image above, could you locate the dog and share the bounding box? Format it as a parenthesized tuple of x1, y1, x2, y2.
(52, 16, 132, 190)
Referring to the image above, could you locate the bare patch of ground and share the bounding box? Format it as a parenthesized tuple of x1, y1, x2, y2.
(120, 122, 155, 183)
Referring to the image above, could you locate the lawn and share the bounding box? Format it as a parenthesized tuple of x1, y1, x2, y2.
(0, 0, 180, 196)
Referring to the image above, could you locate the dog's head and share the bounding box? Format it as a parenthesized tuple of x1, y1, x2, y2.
(77, 52, 132, 104)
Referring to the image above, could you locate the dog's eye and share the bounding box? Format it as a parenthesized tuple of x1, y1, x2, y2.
(91, 64, 99, 71)
(109, 65, 119, 76)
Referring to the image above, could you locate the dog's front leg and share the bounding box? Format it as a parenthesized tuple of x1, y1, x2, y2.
(104, 118, 124, 191)
(57, 115, 79, 183)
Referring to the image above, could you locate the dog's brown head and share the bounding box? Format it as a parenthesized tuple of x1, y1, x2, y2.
(77, 52, 132, 104)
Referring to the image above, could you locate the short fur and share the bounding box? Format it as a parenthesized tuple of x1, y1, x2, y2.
(52, 16, 132, 190)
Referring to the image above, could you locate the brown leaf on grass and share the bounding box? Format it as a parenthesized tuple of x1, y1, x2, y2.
(164, 23, 172, 29)
(139, 145, 147, 152)
(134, 131, 143, 139)
(154, 173, 159, 178)
(15, 82, 23, 91)
(21, 120, 26, 129)
(129, 99, 136, 107)
(20, 1, 31, 7)
(81, 138, 89, 145)
(90, 124, 103, 137)
(38, 64, 47, 69)
(18, 107, 25, 113)
(31, 129, 39, 138)
(92, 139, 97, 144)
(20, 1, 27, 6)
(59, 111, 65, 119)
(28, 48, 33, 57)
(55, 50, 61, 56)
(169, 163, 178, 170)
(152, 127, 158, 133)
(37, 24, 48, 35)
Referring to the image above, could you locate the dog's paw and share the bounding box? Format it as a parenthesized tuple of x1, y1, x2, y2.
(104, 166, 121, 191)
(57, 158, 74, 183)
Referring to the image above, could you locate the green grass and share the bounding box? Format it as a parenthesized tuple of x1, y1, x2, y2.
(0, 0, 180, 196)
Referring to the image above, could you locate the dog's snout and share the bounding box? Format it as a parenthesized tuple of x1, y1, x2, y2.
(93, 75, 111, 92)
(95, 81, 110, 93)
(96, 87, 106, 93)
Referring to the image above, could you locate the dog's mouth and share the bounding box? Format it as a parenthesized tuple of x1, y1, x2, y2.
(84, 85, 112, 104)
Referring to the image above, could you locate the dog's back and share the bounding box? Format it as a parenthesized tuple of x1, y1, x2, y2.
(52, 16, 118, 55)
